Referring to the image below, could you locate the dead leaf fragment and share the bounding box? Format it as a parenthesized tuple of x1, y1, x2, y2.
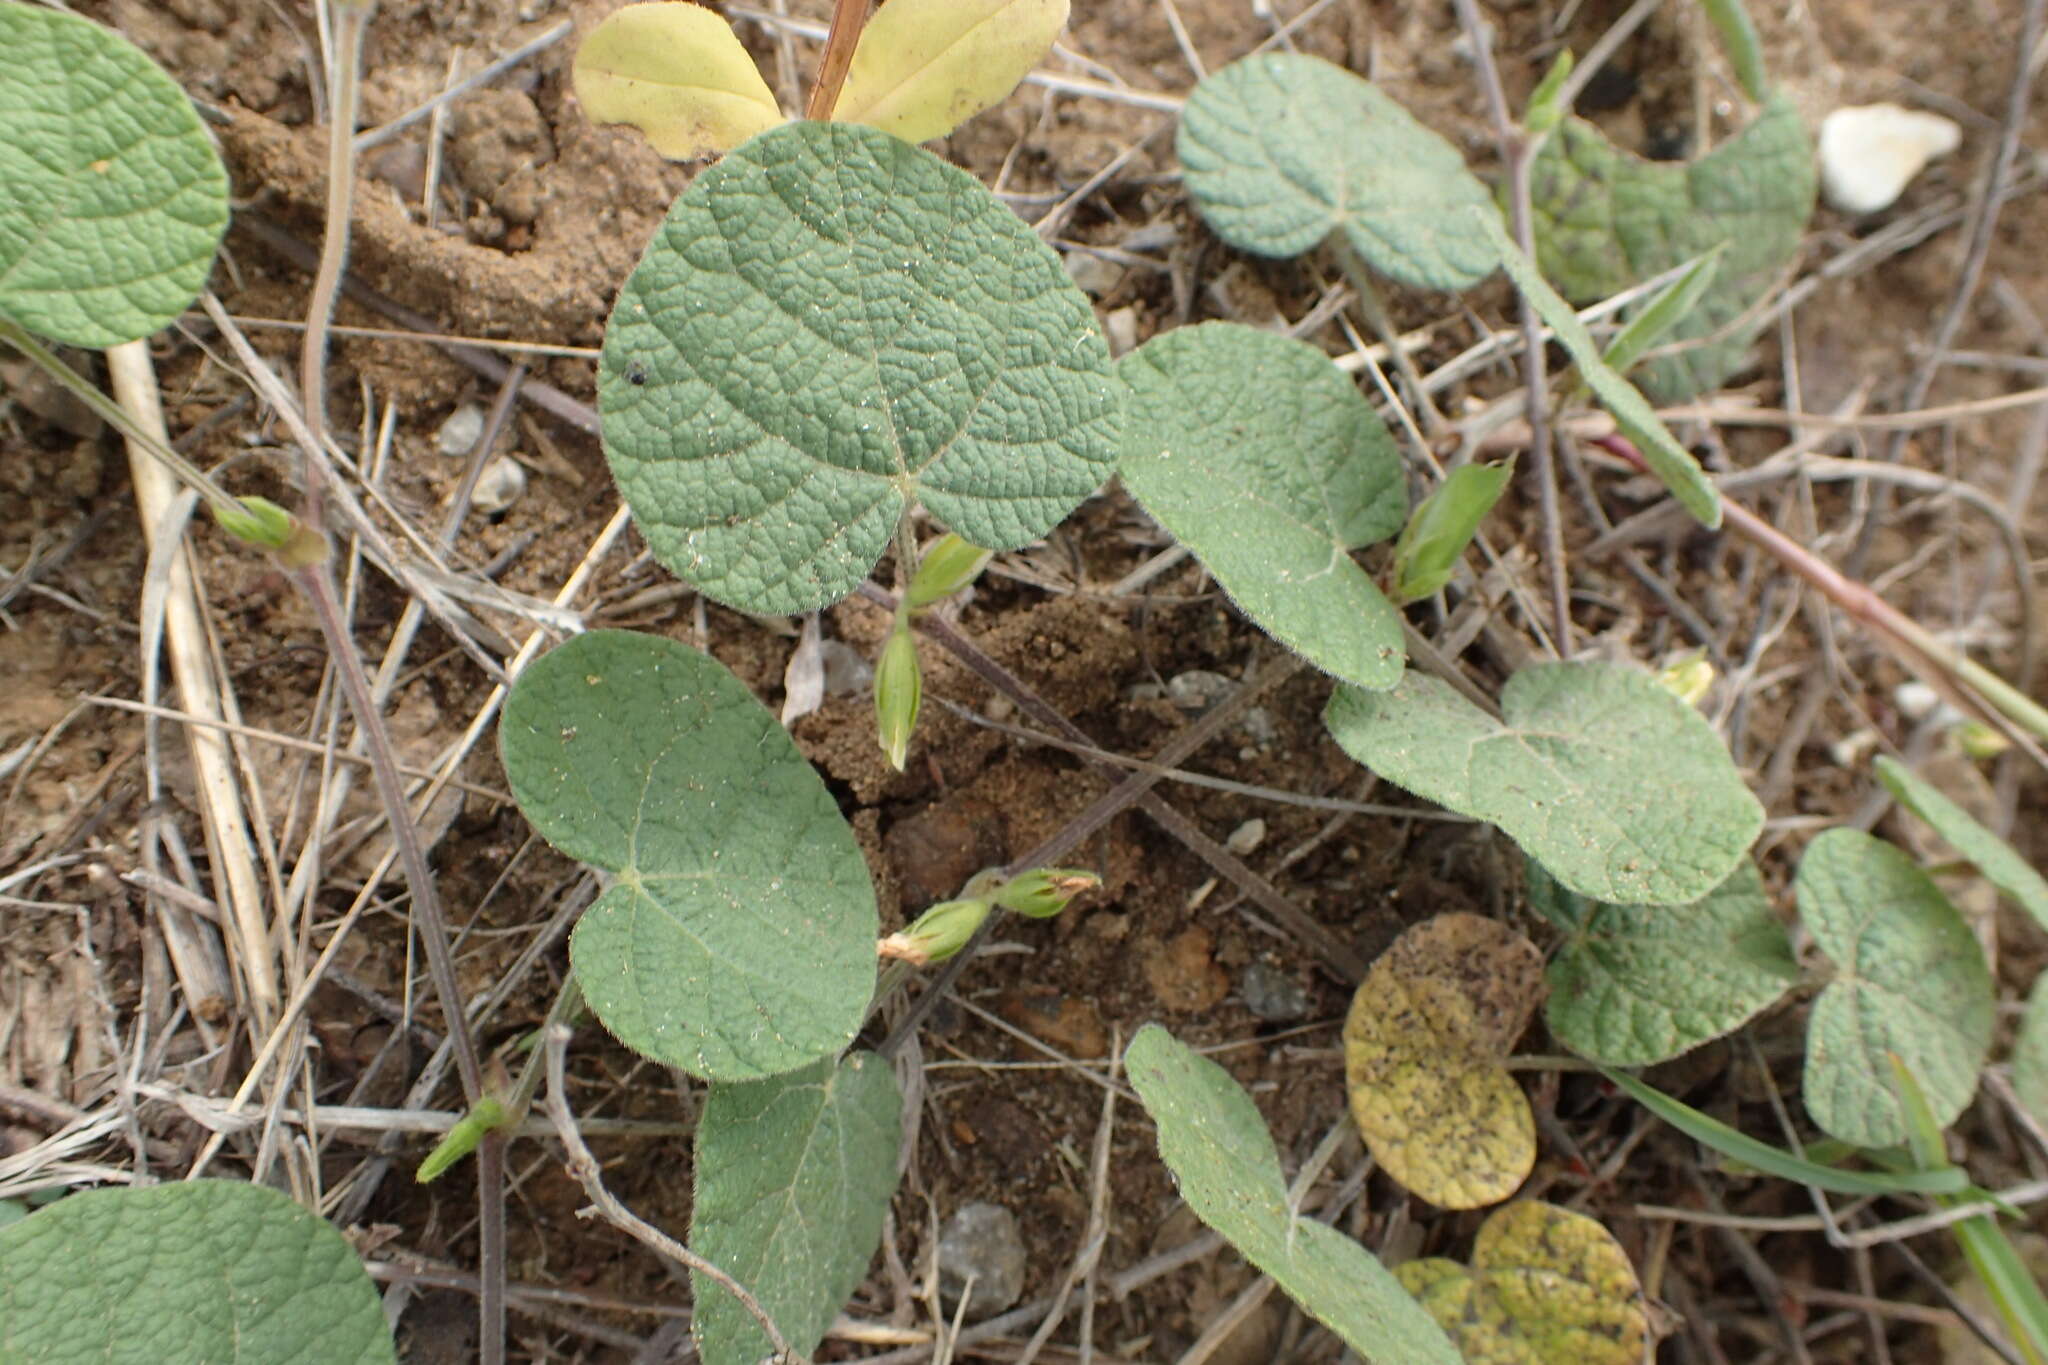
(571, 3, 784, 161)
(1344, 913, 1543, 1208)
(1396, 1201, 1651, 1365)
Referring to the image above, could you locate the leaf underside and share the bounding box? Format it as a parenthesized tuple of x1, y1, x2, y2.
(1326, 660, 1762, 905)
(1125, 1026, 1461, 1363)
(1118, 322, 1407, 689)
(1178, 52, 1497, 291)
(691, 1053, 902, 1365)
(0, 4, 229, 346)
(500, 631, 877, 1081)
(1796, 829, 1994, 1148)
(601, 120, 1121, 616)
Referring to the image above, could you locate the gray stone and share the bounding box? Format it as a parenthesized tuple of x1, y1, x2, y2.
(937, 1202, 1026, 1320)
(435, 403, 485, 458)
(1240, 960, 1309, 1023)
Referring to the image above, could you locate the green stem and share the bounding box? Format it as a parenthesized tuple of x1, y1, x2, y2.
(0, 316, 242, 517)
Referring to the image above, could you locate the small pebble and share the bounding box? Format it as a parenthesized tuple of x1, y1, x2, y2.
(470, 456, 526, 515)
(1166, 669, 1236, 711)
(1819, 104, 1961, 215)
(1239, 706, 1280, 751)
(435, 403, 486, 458)
(1103, 305, 1140, 358)
(1225, 818, 1267, 856)
(1240, 960, 1310, 1022)
(937, 1203, 1027, 1320)
(1064, 251, 1123, 298)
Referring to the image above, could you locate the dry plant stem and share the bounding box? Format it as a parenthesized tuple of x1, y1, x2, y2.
(1453, 0, 1572, 652)
(804, 0, 869, 120)
(104, 341, 279, 1027)
(1594, 434, 2048, 762)
(540, 1025, 805, 1363)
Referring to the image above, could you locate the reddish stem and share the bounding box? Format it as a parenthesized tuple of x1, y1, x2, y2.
(805, 0, 871, 121)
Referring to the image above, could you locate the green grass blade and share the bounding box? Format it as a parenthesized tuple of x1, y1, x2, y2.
(1599, 1067, 1969, 1197)
(1698, 0, 1768, 101)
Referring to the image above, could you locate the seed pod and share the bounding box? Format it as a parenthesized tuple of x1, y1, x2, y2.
(874, 622, 923, 771)
(993, 867, 1100, 918)
(878, 898, 991, 965)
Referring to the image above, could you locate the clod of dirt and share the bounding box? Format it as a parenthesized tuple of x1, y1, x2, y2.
(883, 800, 1003, 910)
(448, 88, 554, 218)
(1144, 925, 1230, 1013)
(936, 1201, 1027, 1320)
(996, 987, 1109, 1060)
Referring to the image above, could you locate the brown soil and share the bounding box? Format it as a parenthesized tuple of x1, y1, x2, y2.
(5, 1, 2047, 1362)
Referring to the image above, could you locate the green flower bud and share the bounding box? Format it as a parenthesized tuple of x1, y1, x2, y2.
(1655, 651, 1714, 707)
(1955, 719, 2010, 760)
(212, 496, 328, 567)
(877, 898, 990, 966)
(905, 533, 993, 610)
(993, 867, 1100, 918)
(874, 622, 922, 771)
(415, 1096, 508, 1183)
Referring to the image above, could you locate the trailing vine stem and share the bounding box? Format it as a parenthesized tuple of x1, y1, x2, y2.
(297, 3, 504, 1358)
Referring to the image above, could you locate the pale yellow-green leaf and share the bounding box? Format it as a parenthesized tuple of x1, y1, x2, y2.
(572, 2, 783, 161)
(1397, 1202, 1651, 1365)
(833, 0, 1068, 144)
(1343, 913, 1543, 1209)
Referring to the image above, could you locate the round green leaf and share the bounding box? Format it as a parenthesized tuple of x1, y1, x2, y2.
(1796, 829, 1995, 1148)
(691, 1052, 902, 1365)
(1534, 859, 1797, 1065)
(1526, 95, 1814, 402)
(0, 5, 229, 346)
(0, 1181, 393, 1364)
(1178, 53, 1496, 291)
(1124, 1026, 1461, 1363)
(1118, 323, 1407, 689)
(1326, 661, 1762, 905)
(500, 630, 877, 1080)
(601, 120, 1122, 615)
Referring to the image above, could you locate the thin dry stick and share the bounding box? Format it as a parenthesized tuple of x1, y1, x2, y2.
(540, 1024, 804, 1362)
(1453, 0, 1572, 652)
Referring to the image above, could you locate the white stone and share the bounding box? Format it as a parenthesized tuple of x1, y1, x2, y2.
(1226, 818, 1267, 856)
(470, 455, 526, 514)
(1819, 104, 1962, 215)
(435, 403, 486, 458)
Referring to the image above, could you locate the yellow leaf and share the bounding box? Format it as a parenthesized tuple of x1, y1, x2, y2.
(573, 3, 784, 161)
(1395, 1202, 1651, 1365)
(1343, 913, 1543, 1209)
(832, 0, 1068, 144)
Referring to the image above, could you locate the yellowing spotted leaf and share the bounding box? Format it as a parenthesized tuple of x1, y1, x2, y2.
(833, 0, 1068, 144)
(1395, 1201, 1651, 1365)
(1344, 913, 1543, 1209)
(572, 2, 783, 160)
